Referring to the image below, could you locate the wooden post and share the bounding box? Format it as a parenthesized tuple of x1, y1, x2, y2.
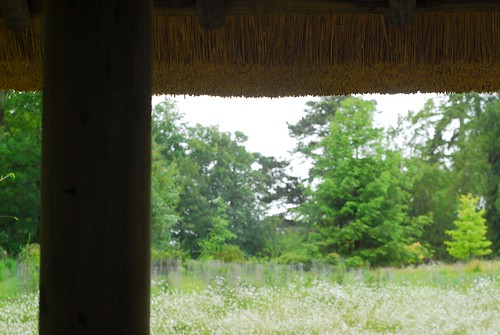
(39, 0, 152, 334)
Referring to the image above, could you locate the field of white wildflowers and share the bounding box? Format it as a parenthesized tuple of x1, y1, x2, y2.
(1, 276, 499, 335)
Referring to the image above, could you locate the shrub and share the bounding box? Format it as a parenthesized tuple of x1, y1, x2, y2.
(325, 252, 341, 265)
(345, 256, 364, 268)
(278, 251, 313, 266)
(216, 245, 245, 263)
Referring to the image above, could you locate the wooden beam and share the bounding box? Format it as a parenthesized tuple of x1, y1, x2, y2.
(389, 0, 416, 26)
(0, 0, 31, 30)
(39, 0, 152, 334)
(197, 0, 224, 28)
(25, 0, 500, 18)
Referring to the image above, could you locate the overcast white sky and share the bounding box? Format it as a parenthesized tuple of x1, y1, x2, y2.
(154, 93, 438, 163)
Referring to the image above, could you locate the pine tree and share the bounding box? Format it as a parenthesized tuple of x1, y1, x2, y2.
(301, 97, 428, 266)
(445, 193, 492, 260)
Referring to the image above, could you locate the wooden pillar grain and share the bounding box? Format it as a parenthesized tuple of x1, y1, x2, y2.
(39, 1, 152, 334)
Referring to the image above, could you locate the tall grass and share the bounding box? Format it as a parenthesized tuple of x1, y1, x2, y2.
(3, 257, 500, 299)
(0, 258, 39, 299)
(151, 258, 500, 292)
(0, 259, 19, 299)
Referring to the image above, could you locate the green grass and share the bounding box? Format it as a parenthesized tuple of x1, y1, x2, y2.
(0, 259, 20, 299)
(370, 259, 500, 288)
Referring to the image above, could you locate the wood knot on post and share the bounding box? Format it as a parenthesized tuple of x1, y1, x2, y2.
(197, 0, 225, 29)
(0, 0, 31, 31)
(388, 0, 416, 27)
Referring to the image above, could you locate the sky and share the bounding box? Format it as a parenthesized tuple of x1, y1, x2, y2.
(154, 93, 438, 163)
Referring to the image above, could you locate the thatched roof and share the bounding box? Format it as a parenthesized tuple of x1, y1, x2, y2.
(1, 1, 500, 97)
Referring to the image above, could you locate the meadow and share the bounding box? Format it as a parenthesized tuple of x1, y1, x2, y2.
(1, 259, 500, 334)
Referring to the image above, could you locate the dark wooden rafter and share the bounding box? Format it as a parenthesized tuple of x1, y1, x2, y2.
(22, 0, 500, 18)
(0, 0, 31, 30)
(197, 0, 224, 28)
(389, 0, 416, 26)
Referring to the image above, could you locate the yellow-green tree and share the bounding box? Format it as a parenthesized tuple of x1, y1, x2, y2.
(445, 193, 492, 260)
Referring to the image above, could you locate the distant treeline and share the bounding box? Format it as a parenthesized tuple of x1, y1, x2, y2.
(1, 92, 499, 267)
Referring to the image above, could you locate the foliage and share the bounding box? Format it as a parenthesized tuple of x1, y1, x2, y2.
(0, 92, 42, 255)
(151, 101, 183, 251)
(0, 173, 14, 183)
(275, 229, 321, 267)
(152, 98, 293, 259)
(445, 193, 492, 260)
(214, 244, 246, 263)
(390, 93, 499, 258)
(288, 96, 346, 159)
(0, 173, 17, 223)
(198, 199, 237, 260)
(477, 97, 500, 253)
(2, 92, 498, 265)
(404, 157, 456, 258)
(299, 97, 428, 266)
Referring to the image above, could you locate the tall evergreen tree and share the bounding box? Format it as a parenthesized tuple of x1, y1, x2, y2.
(300, 97, 428, 266)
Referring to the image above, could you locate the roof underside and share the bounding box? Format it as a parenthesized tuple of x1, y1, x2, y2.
(1, 3, 500, 97)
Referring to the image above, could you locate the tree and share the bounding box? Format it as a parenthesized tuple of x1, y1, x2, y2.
(150, 100, 185, 252)
(477, 96, 500, 254)
(404, 157, 456, 259)
(445, 193, 492, 260)
(299, 97, 428, 266)
(389, 93, 495, 259)
(174, 124, 268, 257)
(0, 173, 18, 224)
(151, 99, 294, 258)
(151, 147, 181, 252)
(0, 92, 42, 255)
(198, 198, 238, 260)
(288, 96, 347, 159)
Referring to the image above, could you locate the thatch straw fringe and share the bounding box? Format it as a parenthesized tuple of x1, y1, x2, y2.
(153, 13, 500, 66)
(1, 13, 500, 95)
(153, 62, 500, 97)
(0, 18, 43, 61)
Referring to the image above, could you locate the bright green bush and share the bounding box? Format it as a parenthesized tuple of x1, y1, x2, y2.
(445, 194, 492, 260)
(216, 245, 245, 263)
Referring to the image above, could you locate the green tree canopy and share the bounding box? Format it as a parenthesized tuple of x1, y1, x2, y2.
(299, 97, 428, 266)
(152, 98, 294, 259)
(0, 92, 42, 255)
(391, 93, 499, 257)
